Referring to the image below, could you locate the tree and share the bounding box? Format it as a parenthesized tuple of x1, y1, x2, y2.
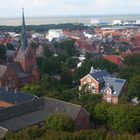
(107, 104, 140, 133)
(74, 58, 119, 80)
(124, 54, 140, 67)
(0, 44, 6, 61)
(45, 113, 75, 132)
(6, 43, 15, 50)
(60, 70, 72, 86)
(128, 75, 140, 100)
(119, 65, 140, 82)
(94, 103, 110, 128)
(21, 84, 41, 97)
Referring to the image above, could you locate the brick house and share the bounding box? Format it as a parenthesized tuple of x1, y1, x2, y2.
(0, 9, 40, 89)
(0, 97, 90, 133)
(79, 67, 127, 104)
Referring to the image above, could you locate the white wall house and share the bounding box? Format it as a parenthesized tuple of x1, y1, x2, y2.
(46, 29, 64, 41)
(112, 20, 122, 25)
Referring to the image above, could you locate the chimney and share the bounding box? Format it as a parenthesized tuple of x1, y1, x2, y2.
(90, 66, 94, 74)
(14, 88, 18, 94)
(6, 86, 9, 92)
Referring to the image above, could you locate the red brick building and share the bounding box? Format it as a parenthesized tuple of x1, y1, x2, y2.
(0, 9, 40, 89)
(79, 68, 127, 104)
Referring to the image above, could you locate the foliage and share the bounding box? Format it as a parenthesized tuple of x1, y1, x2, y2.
(0, 23, 90, 33)
(107, 104, 140, 133)
(3, 128, 140, 140)
(74, 58, 119, 80)
(0, 44, 6, 61)
(119, 65, 140, 82)
(124, 54, 140, 67)
(21, 84, 41, 97)
(94, 103, 110, 127)
(128, 75, 140, 99)
(45, 113, 75, 132)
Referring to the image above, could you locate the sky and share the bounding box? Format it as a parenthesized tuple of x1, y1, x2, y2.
(1, 0, 140, 17)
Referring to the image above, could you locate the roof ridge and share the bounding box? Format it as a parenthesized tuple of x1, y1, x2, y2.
(42, 97, 82, 108)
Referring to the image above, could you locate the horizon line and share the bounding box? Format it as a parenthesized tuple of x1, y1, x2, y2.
(0, 14, 140, 19)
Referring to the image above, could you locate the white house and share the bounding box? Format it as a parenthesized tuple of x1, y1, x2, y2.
(47, 29, 64, 41)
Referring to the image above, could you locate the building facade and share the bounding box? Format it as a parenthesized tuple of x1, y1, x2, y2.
(79, 68, 127, 104)
(0, 9, 40, 89)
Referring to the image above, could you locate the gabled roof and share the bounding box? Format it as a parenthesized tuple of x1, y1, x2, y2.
(0, 87, 37, 104)
(101, 77, 126, 96)
(0, 97, 90, 131)
(90, 70, 111, 83)
(7, 63, 30, 78)
(0, 65, 7, 77)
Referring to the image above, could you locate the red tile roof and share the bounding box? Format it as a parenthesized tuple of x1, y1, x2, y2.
(103, 55, 122, 65)
(0, 101, 13, 108)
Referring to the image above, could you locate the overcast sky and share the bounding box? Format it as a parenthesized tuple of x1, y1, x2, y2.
(1, 0, 140, 17)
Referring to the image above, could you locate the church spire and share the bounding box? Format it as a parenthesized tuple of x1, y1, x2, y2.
(21, 8, 28, 50)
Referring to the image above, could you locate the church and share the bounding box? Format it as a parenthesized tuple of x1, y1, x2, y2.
(0, 9, 40, 89)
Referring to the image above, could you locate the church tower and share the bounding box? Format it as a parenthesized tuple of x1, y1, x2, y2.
(15, 8, 37, 73)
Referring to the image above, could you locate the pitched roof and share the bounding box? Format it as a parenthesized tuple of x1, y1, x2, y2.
(0, 97, 89, 131)
(0, 65, 7, 77)
(90, 69, 111, 83)
(101, 77, 126, 96)
(0, 87, 37, 104)
(103, 55, 122, 65)
(7, 63, 30, 78)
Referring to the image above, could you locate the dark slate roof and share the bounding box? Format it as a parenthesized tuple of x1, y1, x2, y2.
(0, 87, 37, 104)
(0, 97, 89, 131)
(90, 70, 111, 83)
(7, 63, 30, 78)
(0, 65, 7, 77)
(43, 97, 85, 120)
(101, 77, 126, 96)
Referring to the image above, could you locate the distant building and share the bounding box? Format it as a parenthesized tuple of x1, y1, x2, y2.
(79, 68, 127, 104)
(112, 20, 122, 25)
(102, 55, 123, 66)
(47, 29, 64, 41)
(0, 9, 40, 89)
(122, 20, 136, 25)
(91, 18, 100, 25)
(136, 19, 140, 24)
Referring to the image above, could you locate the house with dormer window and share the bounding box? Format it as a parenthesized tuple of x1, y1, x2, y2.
(79, 67, 127, 104)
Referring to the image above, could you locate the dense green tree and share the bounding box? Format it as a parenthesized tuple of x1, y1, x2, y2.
(6, 43, 15, 50)
(0, 44, 6, 61)
(21, 84, 41, 97)
(45, 114, 75, 132)
(94, 103, 110, 127)
(60, 70, 72, 86)
(60, 88, 79, 102)
(124, 54, 140, 66)
(44, 45, 53, 58)
(119, 65, 140, 82)
(108, 104, 140, 133)
(74, 59, 119, 80)
(128, 75, 140, 99)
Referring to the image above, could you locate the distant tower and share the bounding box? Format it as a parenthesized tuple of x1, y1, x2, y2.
(21, 8, 28, 50)
(15, 8, 37, 73)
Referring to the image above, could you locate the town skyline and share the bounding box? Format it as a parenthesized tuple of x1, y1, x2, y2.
(1, 0, 140, 18)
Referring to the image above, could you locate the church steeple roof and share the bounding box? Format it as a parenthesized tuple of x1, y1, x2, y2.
(21, 8, 28, 50)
